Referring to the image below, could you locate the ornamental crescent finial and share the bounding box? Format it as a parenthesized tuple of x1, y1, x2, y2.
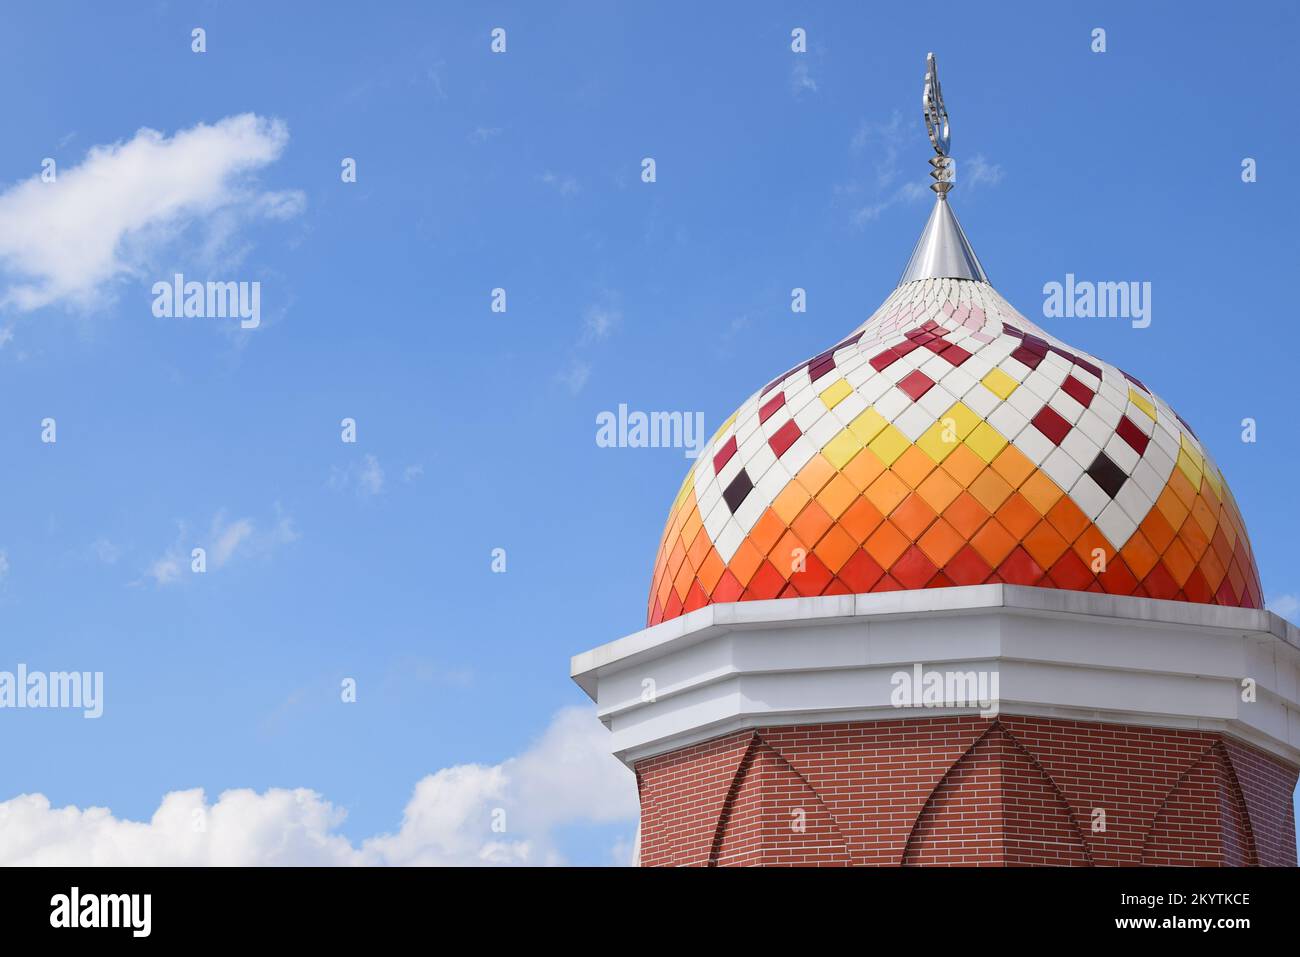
(923, 52, 955, 195)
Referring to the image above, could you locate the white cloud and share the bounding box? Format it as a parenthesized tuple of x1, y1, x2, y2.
(540, 171, 580, 196)
(791, 61, 818, 96)
(138, 506, 297, 586)
(331, 454, 385, 497)
(581, 305, 619, 343)
(556, 359, 591, 395)
(0, 549, 9, 582)
(1267, 594, 1299, 618)
(962, 153, 1004, 190)
(0, 113, 301, 311)
(0, 707, 637, 866)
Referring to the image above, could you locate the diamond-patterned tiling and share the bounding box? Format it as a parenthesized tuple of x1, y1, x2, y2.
(647, 278, 1263, 627)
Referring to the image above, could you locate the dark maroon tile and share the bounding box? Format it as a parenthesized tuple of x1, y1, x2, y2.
(1002, 323, 1025, 339)
(769, 419, 802, 457)
(808, 356, 836, 382)
(723, 469, 753, 513)
(758, 392, 786, 424)
(1087, 452, 1128, 499)
(1031, 405, 1072, 445)
(1011, 345, 1043, 369)
(898, 370, 935, 401)
(1073, 357, 1102, 378)
(1022, 334, 1049, 356)
(1116, 415, 1149, 454)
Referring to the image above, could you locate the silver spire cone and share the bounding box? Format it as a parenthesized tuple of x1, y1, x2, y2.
(896, 53, 989, 286)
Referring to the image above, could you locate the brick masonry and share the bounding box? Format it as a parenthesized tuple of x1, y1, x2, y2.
(634, 715, 1298, 866)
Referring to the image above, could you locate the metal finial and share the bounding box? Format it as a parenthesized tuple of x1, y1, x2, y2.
(923, 53, 954, 195)
(897, 52, 989, 286)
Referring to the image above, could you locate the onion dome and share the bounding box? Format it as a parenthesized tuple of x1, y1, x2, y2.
(647, 55, 1260, 627)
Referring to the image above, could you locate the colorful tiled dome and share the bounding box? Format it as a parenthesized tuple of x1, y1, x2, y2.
(648, 276, 1261, 626)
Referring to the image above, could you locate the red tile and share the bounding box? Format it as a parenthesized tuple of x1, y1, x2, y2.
(1142, 561, 1180, 601)
(945, 545, 992, 585)
(758, 392, 786, 424)
(1031, 406, 1072, 445)
(838, 549, 885, 592)
(790, 552, 834, 596)
(683, 579, 709, 613)
(1183, 566, 1212, 603)
(898, 370, 935, 401)
(769, 419, 801, 457)
(890, 545, 938, 589)
(997, 546, 1046, 586)
(870, 349, 900, 372)
(939, 344, 971, 366)
(1060, 375, 1093, 408)
(712, 435, 737, 473)
(1046, 550, 1093, 590)
(711, 568, 744, 603)
(744, 560, 785, 600)
(1116, 415, 1149, 455)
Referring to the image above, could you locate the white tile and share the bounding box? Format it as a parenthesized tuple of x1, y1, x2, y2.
(963, 383, 1000, 418)
(917, 384, 957, 418)
(830, 390, 868, 426)
(893, 403, 934, 441)
(1074, 407, 1114, 447)
(1131, 457, 1165, 502)
(804, 412, 843, 450)
(1114, 477, 1153, 527)
(792, 400, 827, 432)
(1007, 384, 1043, 418)
(1048, 389, 1085, 425)
(714, 517, 745, 563)
(988, 403, 1028, 440)
(1069, 473, 1109, 520)
(1061, 427, 1101, 470)
(1042, 445, 1085, 490)
(1103, 433, 1140, 472)
(1095, 500, 1138, 550)
(1013, 426, 1054, 466)
(874, 388, 910, 422)
(732, 487, 767, 530)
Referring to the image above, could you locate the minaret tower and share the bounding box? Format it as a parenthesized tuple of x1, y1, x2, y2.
(573, 54, 1300, 866)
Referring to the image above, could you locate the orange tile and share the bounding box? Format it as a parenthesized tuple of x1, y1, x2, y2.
(730, 537, 765, 586)
(893, 445, 937, 489)
(865, 521, 910, 568)
(1018, 470, 1062, 515)
(1139, 508, 1176, 554)
(687, 524, 712, 570)
(918, 518, 964, 567)
(1190, 494, 1218, 541)
(944, 491, 990, 539)
(749, 508, 787, 556)
(1162, 537, 1197, 587)
(791, 500, 834, 548)
(814, 523, 858, 573)
(1198, 548, 1227, 593)
(1168, 466, 1198, 509)
(865, 471, 910, 516)
(667, 537, 688, 578)
(796, 454, 837, 497)
(940, 443, 985, 486)
(818, 472, 859, 520)
(772, 529, 808, 576)
(1119, 531, 1159, 580)
(1045, 495, 1089, 544)
(839, 497, 885, 542)
(1178, 511, 1211, 563)
(1072, 524, 1112, 572)
(672, 560, 694, 600)
(970, 519, 1018, 567)
(1022, 520, 1069, 569)
(891, 493, 939, 541)
(696, 549, 725, 592)
(968, 468, 1013, 512)
(995, 492, 1040, 540)
(917, 468, 962, 513)
(991, 445, 1036, 489)
(772, 480, 811, 526)
(1155, 484, 1190, 531)
(842, 447, 886, 491)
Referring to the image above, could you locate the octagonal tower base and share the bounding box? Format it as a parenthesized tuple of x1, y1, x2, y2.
(571, 585, 1300, 866)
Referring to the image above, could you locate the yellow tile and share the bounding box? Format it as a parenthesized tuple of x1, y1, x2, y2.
(670, 469, 694, 514)
(917, 420, 959, 463)
(1176, 448, 1203, 490)
(848, 408, 889, 444)
(965, 421, 1008, 463)
(940, 402, 980, 440)
(1203, 461, 1224, 501)
(1128, 388, 1156, 421)
(822, 428, 864, 470)
(819, 378, 852, 410)
(982, 368, 1019, 400)
(868, 423, 910, 466)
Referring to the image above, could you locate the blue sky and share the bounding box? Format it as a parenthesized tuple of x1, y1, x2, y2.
(0, 1, 1296, 864)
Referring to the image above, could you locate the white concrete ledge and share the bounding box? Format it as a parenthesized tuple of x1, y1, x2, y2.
(571, 585, 1300, 767)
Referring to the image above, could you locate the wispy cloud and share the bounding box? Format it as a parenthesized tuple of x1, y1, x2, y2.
(791, 61, 818, 96)
(581, 304, 619, 344)
(469, 126, 502, 143)
(555, 359, 591, 395)
(0, 113, 302, 312)
(330, 453, 385, 498)
(540, 171, 580, 196)
(1267, 594, 1299, 618)
(137, 506, 298, 587)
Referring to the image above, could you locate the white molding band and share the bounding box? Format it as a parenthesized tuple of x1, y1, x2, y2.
(571, 585, 1300, 767)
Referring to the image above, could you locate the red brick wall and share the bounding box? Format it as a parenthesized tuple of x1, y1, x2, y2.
(634, 716, 1298, 867)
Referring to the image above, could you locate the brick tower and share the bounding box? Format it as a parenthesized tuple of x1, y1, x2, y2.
(572, 54, 1300, 866)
